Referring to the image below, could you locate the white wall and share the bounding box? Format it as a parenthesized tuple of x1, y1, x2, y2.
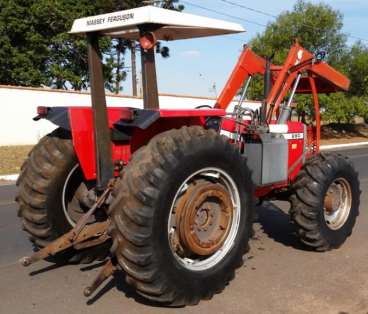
(0, 85, 260, 146)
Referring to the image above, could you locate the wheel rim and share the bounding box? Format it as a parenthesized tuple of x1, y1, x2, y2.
(323, 177, 352, 230)
(168, 167, 241, 271)
(62, 164, 97, 227)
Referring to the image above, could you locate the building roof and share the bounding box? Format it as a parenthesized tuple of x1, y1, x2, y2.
(70, 6, 245, 41)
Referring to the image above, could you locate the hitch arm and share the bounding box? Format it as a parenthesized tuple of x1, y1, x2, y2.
(19, 181, 114, 267)
(84, 259, 116, 297)
(19, 221, 110, 267)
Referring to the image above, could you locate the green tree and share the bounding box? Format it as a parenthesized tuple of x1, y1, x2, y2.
(250, 0, 346, 65)
(0, 0, 182, 91)
(0, 0, 116, 89)
(0, 0, 50, 86)
(246, 0, 347, 101)
(344, 42, 368, 98)
(243, 0, 368, 124)
(319, 94, 368, 124)
(160, 0, 184, 11)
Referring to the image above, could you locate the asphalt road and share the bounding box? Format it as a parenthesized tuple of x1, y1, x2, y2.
(1, 147, 368, 314)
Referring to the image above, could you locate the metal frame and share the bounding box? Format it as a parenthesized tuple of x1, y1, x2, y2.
(140, 47, 159, 109)
(215, 42, 350, 153)
(87, 28, 161, 190)
(139, 25, 161, 109)
(21, 37, 352, 298)
(85, 33, 349, 191)
(87, 33, 114, 191)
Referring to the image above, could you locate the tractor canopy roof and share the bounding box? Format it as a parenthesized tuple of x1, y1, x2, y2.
(70, 6, 245, 40)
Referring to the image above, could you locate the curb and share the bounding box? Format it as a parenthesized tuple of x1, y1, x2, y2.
(0, 174, 19, 181)
(1, 141, 368, 182)
(320, 141, 368, 150)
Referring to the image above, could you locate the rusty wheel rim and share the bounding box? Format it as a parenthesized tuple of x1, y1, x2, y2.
(323, 177, 352, 230)
(168, 167, 241, 271)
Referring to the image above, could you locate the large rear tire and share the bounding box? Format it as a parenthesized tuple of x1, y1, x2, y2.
(290, 153, 360, 251)
(108, 126, 254, 306)
(16, 128, 110, 263)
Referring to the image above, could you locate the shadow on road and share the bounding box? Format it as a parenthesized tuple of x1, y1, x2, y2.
(80, 260, 107, 272)
(86, 271, 183, 308)
(87, 202, 317, 306)
(27, 200, 318, 307)
(29, 262, 66, 276)
(255, 201, 313, 251)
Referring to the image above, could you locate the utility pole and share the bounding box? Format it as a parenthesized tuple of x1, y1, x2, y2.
(131, 41, 138, 97)
(115, 39, 123, 94)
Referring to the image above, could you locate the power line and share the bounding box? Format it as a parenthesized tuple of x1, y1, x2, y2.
(183, 0, 368, 45)
(181, 1, 267, 28)
(178, 1, 248, 43)
(220, 0, 276, 19)
(348, 35, 368, 42)
(219, 0, 368, 43)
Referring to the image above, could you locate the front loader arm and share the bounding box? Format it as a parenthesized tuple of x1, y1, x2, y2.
(216, 42, 350, 120)
(215, 46, 267, 110)
(265, 43, 350, 123)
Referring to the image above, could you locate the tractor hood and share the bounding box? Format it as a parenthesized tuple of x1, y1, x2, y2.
(69, 5, 245, 40)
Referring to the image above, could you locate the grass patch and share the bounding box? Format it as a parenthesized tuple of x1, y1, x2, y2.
(0, 145, 33, 175)
(0, 125, 367, 176)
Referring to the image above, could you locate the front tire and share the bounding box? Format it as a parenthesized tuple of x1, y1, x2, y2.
(108, 126, 255, 306)
(290, 153, 360, 251)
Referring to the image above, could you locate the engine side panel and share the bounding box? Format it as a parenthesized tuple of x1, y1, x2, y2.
(222, 120, 307, 198)
(286, 122, 307, 182)
(245, 134, 289, 186)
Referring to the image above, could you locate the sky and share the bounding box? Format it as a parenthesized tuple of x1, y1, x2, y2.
(121, 0, 368, 98)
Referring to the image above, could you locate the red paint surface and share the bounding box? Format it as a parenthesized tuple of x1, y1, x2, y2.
(68, 107, 226, 180)
(287, 122, 305, 182)
(67, 106, 307, 199)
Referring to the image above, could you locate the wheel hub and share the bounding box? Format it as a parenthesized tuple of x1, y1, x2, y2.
(62, 164, 98, 227)
(175, 182, 233, 256)
(324, 184, 342, 213)
(323, 177, 352, 230)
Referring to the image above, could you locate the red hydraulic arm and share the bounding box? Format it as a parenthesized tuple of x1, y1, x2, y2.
(214, 46, 267, 110)
(265, 43, 350, 123)
(264, 44, 307, 121)
(215, 42, 350, 126)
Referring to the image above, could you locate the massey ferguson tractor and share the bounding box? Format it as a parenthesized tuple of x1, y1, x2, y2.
(16, 6, 360, 306)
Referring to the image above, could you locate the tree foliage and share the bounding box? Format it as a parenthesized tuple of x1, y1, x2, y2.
(0, 0, 182, 91)
(245, 0, 368, 124)
(344, 42, 368, 98)
(250, 0, 346, 65)
(160, 0, 184, 11)
(319, 94, 367, 124)
(1, 1, 95, 88)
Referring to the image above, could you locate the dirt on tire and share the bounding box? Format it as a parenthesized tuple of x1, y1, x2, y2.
(289, 152, 360, 251)
(16, 128, 110, 264)
(108, 126, 255, 306)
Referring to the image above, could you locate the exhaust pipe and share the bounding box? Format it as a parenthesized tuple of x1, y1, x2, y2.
(260, 57, 272, 123)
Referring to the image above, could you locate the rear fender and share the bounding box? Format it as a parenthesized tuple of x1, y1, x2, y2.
(64, 107, 225, 181)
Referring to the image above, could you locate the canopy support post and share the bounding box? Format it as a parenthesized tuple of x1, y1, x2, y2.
(87, 33, 114, 191)
(141, 47, 159, 109)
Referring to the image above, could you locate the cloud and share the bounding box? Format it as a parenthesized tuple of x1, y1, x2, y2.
(180, 50, 201, 58)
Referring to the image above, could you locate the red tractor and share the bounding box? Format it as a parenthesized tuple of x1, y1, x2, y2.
(17, 6, 360, 306)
